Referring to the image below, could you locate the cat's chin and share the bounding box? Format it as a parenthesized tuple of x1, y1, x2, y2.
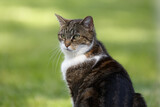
(60, 40, 94, 59)
(61, 46, 75, 53)
(61, 46, 75, 52)
(62, 46, 90, 60)
(66, 48, 73, 51)
(64, 48, 76, 53)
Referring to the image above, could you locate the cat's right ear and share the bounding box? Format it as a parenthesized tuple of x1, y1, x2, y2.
(55, 14, 69, 27)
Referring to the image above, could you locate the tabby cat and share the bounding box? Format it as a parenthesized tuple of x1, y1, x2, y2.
(55, 14, 146, 107)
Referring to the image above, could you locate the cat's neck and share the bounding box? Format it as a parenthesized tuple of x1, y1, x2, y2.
(61, 39, 108, 81)
(63, 39, 96, 60)
(63, 39, 107, 60)
(85, 40, 105, 58)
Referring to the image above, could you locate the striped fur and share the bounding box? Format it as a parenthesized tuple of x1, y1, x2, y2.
(56, 14, 147, 107)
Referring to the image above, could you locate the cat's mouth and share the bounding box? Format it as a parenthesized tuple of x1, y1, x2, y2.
(64, 47, 74, 52)
(66, 48, 72, 51)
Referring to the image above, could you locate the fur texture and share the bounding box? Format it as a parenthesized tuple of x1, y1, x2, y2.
(55, 14, 147, 107)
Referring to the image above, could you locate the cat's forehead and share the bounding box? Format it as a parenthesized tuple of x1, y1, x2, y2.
(67, 19, 82, 28)
(60, 19, 83, 34)
(69, 19, 82, 25)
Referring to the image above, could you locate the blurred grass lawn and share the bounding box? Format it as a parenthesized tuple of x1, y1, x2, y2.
(0, 0, 159, 107)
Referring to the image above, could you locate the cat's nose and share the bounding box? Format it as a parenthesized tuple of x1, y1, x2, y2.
(65, 40, 71, 48)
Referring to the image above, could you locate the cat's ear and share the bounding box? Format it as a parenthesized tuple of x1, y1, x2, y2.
(55, 14, 69, 27)
(80, 16, 94, 31)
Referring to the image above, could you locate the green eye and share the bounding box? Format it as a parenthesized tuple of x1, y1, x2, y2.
(61, 34, 65, 39)
(74, 34, 80, 39)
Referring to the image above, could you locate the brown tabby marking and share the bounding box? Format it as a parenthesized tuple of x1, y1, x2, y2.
(55, 14, 147, 107)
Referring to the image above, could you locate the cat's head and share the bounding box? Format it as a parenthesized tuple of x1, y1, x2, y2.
(55, 14, 96, 59)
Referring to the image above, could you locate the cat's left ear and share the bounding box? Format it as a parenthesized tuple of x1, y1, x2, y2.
(80, 16, 94, 31)
(55, 14, 69, 27)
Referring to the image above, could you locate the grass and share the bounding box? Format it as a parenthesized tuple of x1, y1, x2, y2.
(0, 0, 159, 106)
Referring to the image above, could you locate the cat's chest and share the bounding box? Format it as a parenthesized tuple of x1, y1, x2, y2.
(61, 55, 101, 81)
(61, 55, 87, 80)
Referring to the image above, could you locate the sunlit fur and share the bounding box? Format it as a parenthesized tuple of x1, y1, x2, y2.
(56, 14, 146, 107)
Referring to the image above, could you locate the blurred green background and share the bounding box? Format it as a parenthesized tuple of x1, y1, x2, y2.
(0, 0, 159, 107)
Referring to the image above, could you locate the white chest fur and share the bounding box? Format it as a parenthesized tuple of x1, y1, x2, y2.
(61, 54, 103, 81)
(61, 55, 87, 80)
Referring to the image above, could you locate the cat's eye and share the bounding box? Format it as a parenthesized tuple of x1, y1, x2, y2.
(73, 34, 80, 39)
(60, 34, 65, 39)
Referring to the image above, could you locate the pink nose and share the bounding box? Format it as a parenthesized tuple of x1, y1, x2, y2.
(65, 40, 71, 48)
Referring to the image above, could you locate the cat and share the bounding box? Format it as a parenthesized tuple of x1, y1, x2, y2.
(55, 14, 147, 107)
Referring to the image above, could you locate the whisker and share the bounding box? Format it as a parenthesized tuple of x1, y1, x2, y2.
(48, 46, 59, 55)
(52, 49, 61, 72)
(55, 51, 63, 72)
(48, 47, 60, 67)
